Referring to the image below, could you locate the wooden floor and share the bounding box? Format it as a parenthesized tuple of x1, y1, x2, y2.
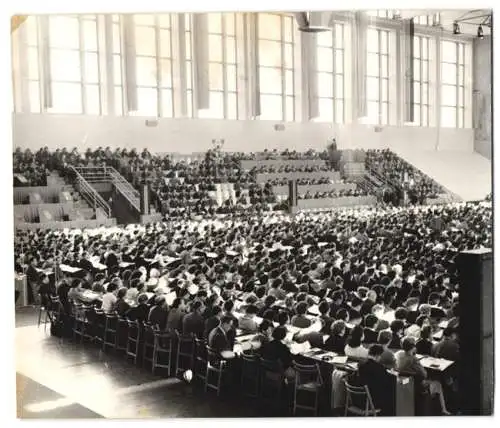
(15, 308, 265, 419)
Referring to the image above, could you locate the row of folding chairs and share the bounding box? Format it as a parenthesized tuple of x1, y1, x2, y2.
(48, 301, 379, 417)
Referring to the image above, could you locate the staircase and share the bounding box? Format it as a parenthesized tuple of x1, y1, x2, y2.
(72, 166, 144, 224)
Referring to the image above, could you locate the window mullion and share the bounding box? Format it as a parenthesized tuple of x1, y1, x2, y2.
(78, 16, 86, 114)
(221, 14, 228, 119)
(281, 16, 285, 121)
(154, 18, 161, 117)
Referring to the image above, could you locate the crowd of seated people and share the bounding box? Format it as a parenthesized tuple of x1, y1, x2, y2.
(239, 148, 328, 161)
(266, 177, 342, 186)
(15, 198, 491, 415)
(13, 148, 50, 187)
(365, 149, 444, 203)
(298, 188, 368, 200)
(251, 164, 332, 174)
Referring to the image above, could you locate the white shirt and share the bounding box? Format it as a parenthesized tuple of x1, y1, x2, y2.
(102, 292, 117, 313)
(344, 344, 369, 360)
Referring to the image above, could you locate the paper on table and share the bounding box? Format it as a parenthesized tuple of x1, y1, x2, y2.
(332, 356, 348, 364)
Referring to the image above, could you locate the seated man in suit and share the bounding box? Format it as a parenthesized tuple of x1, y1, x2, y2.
(208, 315, 235, 355)
(261, 326, 295, 380)
(182, 300, 205, 338)
(358, 344, 394, 416)
(363, 314, 379, 345)
(125, 293, 150, 323)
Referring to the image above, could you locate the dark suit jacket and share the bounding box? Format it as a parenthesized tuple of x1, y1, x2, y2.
(388, 336, 401, 350)
(106, 253, 119, 269)
(208, 327, 231, 354)
(363, 328, 379, 345)
(79, 259, 94, 274)
(126, 303, 150, 323)
(182, 312, 204, 338)
(114, 299, 131, 317)
(204, 316, 220, 340)
(148, 305, 168, 330)
(358, 359, 394, 415)
(432, 338, 459, 361)
(261, 339, 293, 369)
(416, 338, 433, 356)
(323, 334, 346, 354)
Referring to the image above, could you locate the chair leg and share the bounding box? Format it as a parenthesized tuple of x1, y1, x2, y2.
(152, 347, 157, 375)
(37, 307, 42, 328)
(217, 370, 222, 397)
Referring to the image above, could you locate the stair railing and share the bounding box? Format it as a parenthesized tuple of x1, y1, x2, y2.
(68, 166, 111, 217)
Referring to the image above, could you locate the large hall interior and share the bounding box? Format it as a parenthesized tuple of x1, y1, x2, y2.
(11, 8, 493, 419)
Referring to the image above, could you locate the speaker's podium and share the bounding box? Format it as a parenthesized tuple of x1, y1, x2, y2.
(457, 248, 493, 415)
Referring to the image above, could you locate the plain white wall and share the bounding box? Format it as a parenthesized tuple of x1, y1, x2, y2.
(12, 113, 474, 154)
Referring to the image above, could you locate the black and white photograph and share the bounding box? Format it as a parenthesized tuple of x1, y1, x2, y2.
(8, 1, 494, 421)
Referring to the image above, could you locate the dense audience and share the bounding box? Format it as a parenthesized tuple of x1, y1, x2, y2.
(13, 148, 49, 186)
(16, 194, 492, 416)
(365, 149, 444, 203)
(299, 188, 368, 199)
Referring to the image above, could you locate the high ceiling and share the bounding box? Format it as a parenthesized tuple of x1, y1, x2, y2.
(400, 9, 492, 35)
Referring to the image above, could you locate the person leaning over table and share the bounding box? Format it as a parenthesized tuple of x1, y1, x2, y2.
(395, 336, 451, 415)
(432, 327, 459, 361)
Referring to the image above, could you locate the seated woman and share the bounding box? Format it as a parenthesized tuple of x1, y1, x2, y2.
(291, 302, 312, 329)
(344, 325, 369, 360)
(395, 336, 451, 415)
(322, 320, 347, 354)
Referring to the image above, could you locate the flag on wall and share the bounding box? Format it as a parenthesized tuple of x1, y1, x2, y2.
(11, 15, 28, 33)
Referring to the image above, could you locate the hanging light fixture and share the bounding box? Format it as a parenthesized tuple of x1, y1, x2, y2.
(392, 10, 402, 20)
(477, 24, 484, 39)
(453, 22, 461, 34)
